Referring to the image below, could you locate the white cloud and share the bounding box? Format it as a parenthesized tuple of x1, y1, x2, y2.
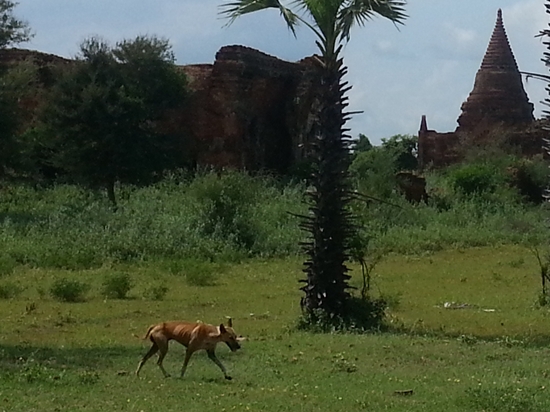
(447, 25, 477, 48)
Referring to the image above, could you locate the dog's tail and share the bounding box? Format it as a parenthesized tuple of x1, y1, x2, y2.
(133, 324, 156, 340)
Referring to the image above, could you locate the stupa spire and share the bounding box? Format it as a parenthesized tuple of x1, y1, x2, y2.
(457, 9, 534, 131)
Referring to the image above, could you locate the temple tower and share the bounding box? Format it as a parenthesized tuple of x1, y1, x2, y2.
(456, 9, 534, 132)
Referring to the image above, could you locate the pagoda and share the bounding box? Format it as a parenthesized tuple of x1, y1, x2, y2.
(418, 9, 541, 168)
(457, 9, 534, 131)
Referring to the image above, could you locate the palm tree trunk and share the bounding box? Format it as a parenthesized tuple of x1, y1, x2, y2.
(300, 55, 356, 318)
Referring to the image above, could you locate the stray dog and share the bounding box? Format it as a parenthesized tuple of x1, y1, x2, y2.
(135, 318, 242, 380)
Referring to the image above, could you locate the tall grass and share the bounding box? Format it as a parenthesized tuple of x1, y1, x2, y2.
(0, 171, 306, 269)
(0, 169, 548, 270)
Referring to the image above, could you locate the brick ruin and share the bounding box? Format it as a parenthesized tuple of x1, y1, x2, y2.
(418, 9, 546, 169)
(177, 45, 320, 173)
(1, 44, 319, 174)
(3, 10, 545, 175)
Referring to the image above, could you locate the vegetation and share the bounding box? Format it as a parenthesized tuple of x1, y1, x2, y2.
(49, 277, 90, 303)
(101, 272, 133, 299)
(0, 0, 32, 49)
(1, 246, 550, 411)
(0, 61, 38, 177)
(0, 164, 548, 268)
(37, 36, 188, 207)
(0, 3, 550, 410)
(0, 0, 35, 177)
(221, 0, 407, 329)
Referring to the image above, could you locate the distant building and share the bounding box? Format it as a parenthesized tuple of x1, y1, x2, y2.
(418, 9, 544, 169)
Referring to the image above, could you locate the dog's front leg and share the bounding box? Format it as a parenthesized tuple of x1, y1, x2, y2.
(180, 348, 194, 378)
(207, 349, 232, 380)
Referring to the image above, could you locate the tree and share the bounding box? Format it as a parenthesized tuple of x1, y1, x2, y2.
(351, 133, 373, 154)
(0, 0, 33, 176)
(0, 59, 37, 178)
(221, 1, 406, 326)
(0, 0, 32, 49)
(43, 36, 188, 207)
(380, 134, 418, 171)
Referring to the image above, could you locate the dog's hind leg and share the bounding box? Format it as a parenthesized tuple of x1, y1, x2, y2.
(156, 339, 171, 378)
(207, 349, 232, 380)
(136, 343, 159, 377)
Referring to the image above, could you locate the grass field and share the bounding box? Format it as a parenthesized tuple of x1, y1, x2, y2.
(1, 244, 549, 411)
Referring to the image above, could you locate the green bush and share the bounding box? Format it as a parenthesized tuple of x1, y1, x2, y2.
(506, 156, 547, 203)
(188, 171, 260, 249)
(0, 281, 25, 299)
(448, 163, 501, 195)
(49, 278, 90, 302)
(350, 148, 398, 198)
(101, 272, 133, 299)
(297, 296, 387, 333)
(0, 255, 18, 276)
(142, 283, 169, 301)
(182, 260, 224, 287)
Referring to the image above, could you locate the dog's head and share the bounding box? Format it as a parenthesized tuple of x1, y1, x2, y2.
(219, 318, 242, 352)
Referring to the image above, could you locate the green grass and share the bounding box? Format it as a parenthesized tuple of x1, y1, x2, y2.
(1, 245, 549, 411)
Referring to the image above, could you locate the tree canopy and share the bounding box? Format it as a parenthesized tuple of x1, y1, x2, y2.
(42, 36, 188, 206)
(0, 1, 32, 49)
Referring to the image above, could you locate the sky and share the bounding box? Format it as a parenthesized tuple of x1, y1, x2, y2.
(13, 0, 550, 144)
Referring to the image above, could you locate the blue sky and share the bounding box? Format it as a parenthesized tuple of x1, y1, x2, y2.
(14, 0, 549, 144)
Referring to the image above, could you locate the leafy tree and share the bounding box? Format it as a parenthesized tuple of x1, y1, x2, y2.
(0, 59, 37, 178)
(0, 0, 33, 176)
(0, 0, 32, 49)
(351, 133, 373, 154)
(43, 36, 188, 207)
(221, 0, 406, 326)
(380, 134, 417, 171)
(350, 146, 398, 198)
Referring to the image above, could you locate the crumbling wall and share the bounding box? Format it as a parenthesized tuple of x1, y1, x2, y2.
(0, 46, 320, 174)
(180, 45, 318, 173)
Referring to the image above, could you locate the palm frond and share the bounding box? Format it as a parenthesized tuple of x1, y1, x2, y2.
(338, 0, 407, 41)
(220, 0, 301, 36)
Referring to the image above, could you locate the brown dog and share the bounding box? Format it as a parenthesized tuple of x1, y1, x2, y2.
(135, 318, 241, 380)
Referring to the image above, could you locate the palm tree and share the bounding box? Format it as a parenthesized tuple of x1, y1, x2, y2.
(221, 0, 407, 325)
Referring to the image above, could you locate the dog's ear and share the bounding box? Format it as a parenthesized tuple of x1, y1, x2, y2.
(227, 317, 233, 328)
(219, 324, 227, 333)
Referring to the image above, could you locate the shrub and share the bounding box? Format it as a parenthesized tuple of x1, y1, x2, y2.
(142, 283, 169, 301)
(183, 260, 223, 287)
(350, 148, 398, 199)
(49, 278, 90, 302)
(188, 171, 261, 249)
(506, 156, 547, 203)
(448, 163, 501, 195)
(297, 296, 387, 333)
(0, 255, 17, 276)
(101, 272, 133, 299)
(0, 281, 25, 299)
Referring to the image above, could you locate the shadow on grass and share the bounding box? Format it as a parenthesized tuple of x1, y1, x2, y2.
(0, 344, 142, 371)
(0, 343, 240, 372)
(385, 324, 550, 348)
